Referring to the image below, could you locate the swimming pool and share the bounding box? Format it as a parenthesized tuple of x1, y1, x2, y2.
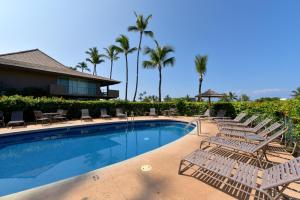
(0, 120, 195, 196)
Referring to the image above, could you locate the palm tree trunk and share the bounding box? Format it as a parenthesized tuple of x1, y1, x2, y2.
(133, 32, 143, 102)
(198, 78, 203, 102)
(109, 60, 113, 79)
(125, 55, 129, 101)
(93, 64, 97, 75)
(81, 68, 83, 73)
(159, 66, 162, 102)
(107, 60, 113, 92)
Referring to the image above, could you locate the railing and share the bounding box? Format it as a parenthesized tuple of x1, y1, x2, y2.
(50, 84, 119, 98)
(100, 90, 119, 98)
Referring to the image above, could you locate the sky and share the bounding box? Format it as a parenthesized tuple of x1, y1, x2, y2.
(0, 0, 299, 100)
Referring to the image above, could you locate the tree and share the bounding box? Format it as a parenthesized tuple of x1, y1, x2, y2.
(143, 95, 158, 102)
(113, 35, 137, 101)
(195, 55, 208, 101)
(239, 94, 250, 101)
(143, 40, 175, 102)
(291, 87, 300, 97)
(86, 47, 105, 75)
(221, 92, 238, 102)
(138, 91, 147, 101)
(164, 95, 172, 102)
(75, 61, 90, 73)
(228, 92, 238, 101)
(128, 12, 154, 102)
(68, 66, 77, 71)
(102, 45, 119, 79)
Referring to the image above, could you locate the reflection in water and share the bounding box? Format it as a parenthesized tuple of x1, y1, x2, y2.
(0, 121, 194, 196)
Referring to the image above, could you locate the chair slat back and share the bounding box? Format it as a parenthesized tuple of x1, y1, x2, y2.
(242, 115, 259, 126)
(81, 109, 89, 117)
(11, 111, 23, 121)
(101, 108, 107, 116)
(261, 157, 300, 190)
(203, 109, 210, 117)
(253, 118, 272, 132)
(253, 127, 288, 152)
(150, 108, 156, 115)
(258, 122, 283, 137)
(234, 112, 247, 122)
(116, 108, 123, 115)
(216, 110, 226, 118)
(34, 111, 44, 119)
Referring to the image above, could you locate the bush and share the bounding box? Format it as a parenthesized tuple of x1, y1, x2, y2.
(0, 95, 299, 125)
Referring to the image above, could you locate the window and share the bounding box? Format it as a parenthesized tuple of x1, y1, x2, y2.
(57, 77, 96, 96)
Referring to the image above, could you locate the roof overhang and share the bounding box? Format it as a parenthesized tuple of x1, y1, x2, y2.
(0, 58, 120, 86)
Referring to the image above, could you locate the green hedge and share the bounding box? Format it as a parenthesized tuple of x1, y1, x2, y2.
(0, 95, 299, 125)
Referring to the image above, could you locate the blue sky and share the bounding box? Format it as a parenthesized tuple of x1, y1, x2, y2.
(0, 0, 299, 100)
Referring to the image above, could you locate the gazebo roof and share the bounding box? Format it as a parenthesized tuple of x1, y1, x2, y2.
(196, 89, 225, 98)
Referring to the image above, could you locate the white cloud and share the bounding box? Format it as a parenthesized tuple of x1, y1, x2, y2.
(252, 88, 285, 95)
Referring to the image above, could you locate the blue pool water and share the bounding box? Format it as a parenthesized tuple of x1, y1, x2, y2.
(0, 120, 195, 196)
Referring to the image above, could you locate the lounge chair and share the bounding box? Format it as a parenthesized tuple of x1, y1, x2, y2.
(220, 118, 272, 133)
(149, 108, 158, 117)
(169, 108, 177, 117)
(33, 110, 51, 124)
(7, 111, 26, 128)
(179, 149, 300, 200)
(0, 111, 4, 127)
(218, 115, 259, 129)
(100, 108, 111, 119)
(200, 127, 288, 167)
(81, 109, 92, 121)
(162, 108, 177, 117)
(221, 121, 282, 141)
(214, 112, 247, 123)
(53, 109, 67, 121)
(194, 109, 210, 118)
(116, 108, 127, 118)
(208, 109, 230, 120)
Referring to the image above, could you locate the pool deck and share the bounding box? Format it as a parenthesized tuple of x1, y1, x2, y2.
(1, 116, 299, 200)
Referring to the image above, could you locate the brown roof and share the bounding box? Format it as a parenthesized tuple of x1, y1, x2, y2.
(0, 49, 120, 85)
(196, 89, 225, 98)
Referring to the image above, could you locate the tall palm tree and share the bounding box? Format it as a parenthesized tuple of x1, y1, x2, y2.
(143, 41, 175, 102)
(195, 55, 208, 101)
(291, 87, 300, 97)
(75, 61, 90, 73)
(102, 45, 119, 79)
(128, 12, 154, 102)
(113, 35, 137, 101)
(85, 47, 105, 75)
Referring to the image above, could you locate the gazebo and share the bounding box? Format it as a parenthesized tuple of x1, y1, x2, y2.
(196, 89, 225, 108)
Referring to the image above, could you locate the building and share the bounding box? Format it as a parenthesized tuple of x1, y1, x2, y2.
(0, 49, 120, 99)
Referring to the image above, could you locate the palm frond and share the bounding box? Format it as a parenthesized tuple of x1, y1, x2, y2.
(143, 60, 156, 69)
(143, 46, 155, 55)
(195, 55, 208, 75)
(128, 25, 139, 32)
(128, 47, 137, 54)
(163, 57, 175, 67)
(144, 30, 154, 38)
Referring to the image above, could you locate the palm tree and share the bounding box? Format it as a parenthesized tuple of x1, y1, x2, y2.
(85, 47, 105, 75)
(128, 12, 154, 102)
(75, 61, 90, 73)
(291, 87, 300, 97)
(195, 55, 208, 101)
(113, 35, 137, 101)
(143, 41, 175, 102)
(228, 92, 238, 101)
(102, 45, 119, 79)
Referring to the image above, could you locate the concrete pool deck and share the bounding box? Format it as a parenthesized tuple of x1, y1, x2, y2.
(0, 116, 299, 200)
